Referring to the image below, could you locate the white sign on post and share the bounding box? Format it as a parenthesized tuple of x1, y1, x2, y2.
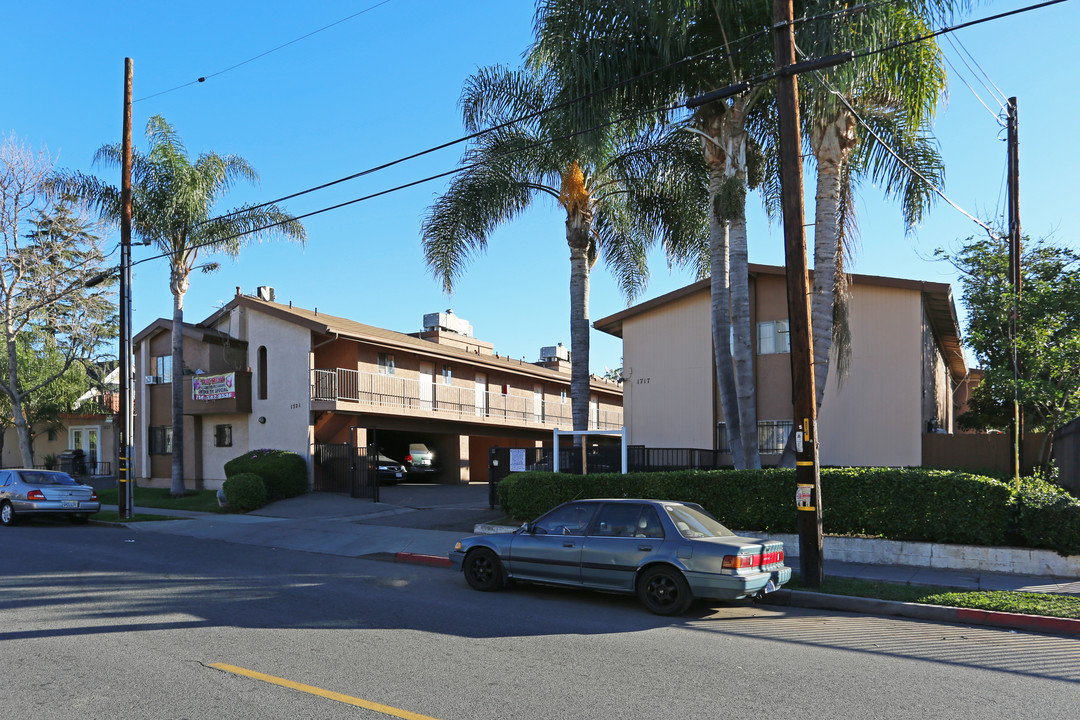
(509, 448, 526, 472)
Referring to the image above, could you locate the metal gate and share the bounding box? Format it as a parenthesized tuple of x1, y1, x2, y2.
(313, 442, 378, 500)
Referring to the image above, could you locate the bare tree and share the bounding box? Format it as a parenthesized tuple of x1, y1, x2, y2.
(0, 135, 114, 467)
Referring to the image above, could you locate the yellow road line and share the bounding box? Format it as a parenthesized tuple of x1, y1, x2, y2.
(209, 663, 442, 720)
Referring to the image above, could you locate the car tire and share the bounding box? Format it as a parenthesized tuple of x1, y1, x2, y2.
(637, 565, 693, 616)
(0, 501, 16, 527)
(463, 548, 505, 592)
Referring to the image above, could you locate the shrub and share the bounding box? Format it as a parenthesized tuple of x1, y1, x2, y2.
(224, 449, 307, 501)
(1012, 476, 1080, 556)
(497, 467, 1045, 550)
(222, 473, 268, 513)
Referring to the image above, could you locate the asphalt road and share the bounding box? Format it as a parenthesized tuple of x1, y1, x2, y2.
(3, 520, 1079, 719)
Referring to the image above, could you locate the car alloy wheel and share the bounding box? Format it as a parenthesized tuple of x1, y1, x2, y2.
(464, 548, 505, 592)
(637, 566, 692, 615)
(0, 501, 15, 527)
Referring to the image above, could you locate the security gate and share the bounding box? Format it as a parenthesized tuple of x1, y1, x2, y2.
(313, 442, 378, 500)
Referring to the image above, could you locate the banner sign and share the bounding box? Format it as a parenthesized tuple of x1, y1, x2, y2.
(192, 372, 236, 401)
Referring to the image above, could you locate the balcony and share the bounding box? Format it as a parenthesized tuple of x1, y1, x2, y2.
(312, 367, 622, 431)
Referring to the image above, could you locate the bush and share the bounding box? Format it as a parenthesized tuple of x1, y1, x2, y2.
(222, 472, 268, 513)
(224, 449, 307, 501)
(497, 466, 1050, 551)
(1012, 476, 1080, 556)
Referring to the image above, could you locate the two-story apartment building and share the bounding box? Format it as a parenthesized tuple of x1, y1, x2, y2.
(594, 264, 968, 467)
(133, 288, 622, 490)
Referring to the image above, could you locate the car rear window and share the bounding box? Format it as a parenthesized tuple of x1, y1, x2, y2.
(21, 471, 79, 486)
(663, 503, 735, 539)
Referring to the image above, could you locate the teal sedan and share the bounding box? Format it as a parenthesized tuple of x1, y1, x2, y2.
(451, 498, 789, 615)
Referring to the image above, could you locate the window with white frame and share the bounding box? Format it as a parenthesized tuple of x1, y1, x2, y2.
(154, 355, 173, 383)
(757, 319, 790, 355)
(442, 365, 452, 384)
(560, 389, 567, 404)
(378, 352, 395, 375)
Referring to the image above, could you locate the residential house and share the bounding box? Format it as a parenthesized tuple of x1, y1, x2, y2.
(593, 264, 968, 467)
(133, 288, 623, 490)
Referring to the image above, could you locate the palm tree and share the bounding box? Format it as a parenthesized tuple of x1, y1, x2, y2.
(58, 115, 305, 496)
(532, 0, 774, 468)
(422, 65, 709, 442)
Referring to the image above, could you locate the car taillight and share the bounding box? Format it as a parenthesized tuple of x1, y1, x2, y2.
(722, 554, 761, 570)
(405, 454, 413, 463)
(27, 489, 45, 500)
(90, 492, 98, 501)
(761, 550, 784, 565)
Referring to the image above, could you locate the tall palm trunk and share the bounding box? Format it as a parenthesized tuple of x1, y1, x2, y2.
(700, 107, 745, 468)
(567, 211, 592, 437)
(169, 265, 189, 497)
(809, 111, 857, 410)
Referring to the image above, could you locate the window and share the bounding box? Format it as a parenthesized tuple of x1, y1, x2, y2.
(560, 389, 568, 404)
(717, 420, 792, 454)
(149, 426, 173, 455)
(378, 352, 395, 376)
(442, 365, 452, 384)
(154, 355, 173, 383)
(758, 420, 793, 454)
(215, 424, 232, 448)
(716, 422, 731, 453)
(757, 319, 790, 355)
(532, 502, 598, 536)
(258, 346, 268, 400)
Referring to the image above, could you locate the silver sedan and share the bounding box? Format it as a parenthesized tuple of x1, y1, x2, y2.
(0, 469, 101, 526)
(451, 498, 790, 615)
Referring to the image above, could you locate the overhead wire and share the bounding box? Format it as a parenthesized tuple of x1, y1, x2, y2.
(134, 0, 397, 103)
(134, 0, 1062, 266)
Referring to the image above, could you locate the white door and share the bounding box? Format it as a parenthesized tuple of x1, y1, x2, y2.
(69, 426, 101, 472)
(475, 372, 487, 417)
(419, 362, 434, 411)
(534, 386, 544, 423)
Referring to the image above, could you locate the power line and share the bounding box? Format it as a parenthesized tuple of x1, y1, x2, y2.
(134, 0, 397, 103)
(142, 0, 1062, 266)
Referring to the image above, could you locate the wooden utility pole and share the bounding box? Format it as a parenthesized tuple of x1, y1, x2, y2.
(1007, 96, 1023, 484)
(772, 0, 823, 586)
(118, 58, 134, 519)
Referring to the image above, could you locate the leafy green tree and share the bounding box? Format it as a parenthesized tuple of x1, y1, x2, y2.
(940, 234, 1080, 466)
(57, 116, 306, 496)
(422, 65, 708, 439)
(16, 331, 91, 459)
(1, 135, 115, 467)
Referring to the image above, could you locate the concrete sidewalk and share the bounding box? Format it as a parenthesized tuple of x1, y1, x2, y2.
(97, 484, 1080, 636)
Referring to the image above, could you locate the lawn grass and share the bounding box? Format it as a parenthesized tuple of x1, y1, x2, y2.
(786, 575, 1080, 619)
(95, 486, 226, 514)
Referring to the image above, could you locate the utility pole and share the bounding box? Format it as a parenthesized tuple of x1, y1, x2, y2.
(772, 0, 823, 586)
(1007, 96, 1022, 485)
(118, 58, 134, 519)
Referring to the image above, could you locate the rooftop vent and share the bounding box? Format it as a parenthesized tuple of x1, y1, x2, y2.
(256, 286, 275, 302)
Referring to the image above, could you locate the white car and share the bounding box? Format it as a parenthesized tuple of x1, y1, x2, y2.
(0, 469, 101, 526)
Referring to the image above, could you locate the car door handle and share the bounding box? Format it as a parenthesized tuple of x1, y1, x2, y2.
(563, 542, 576, 548)
(638, 545, 653, 551)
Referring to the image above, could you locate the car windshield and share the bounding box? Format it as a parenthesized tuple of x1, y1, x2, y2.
(663, 503, 735, 539)
(21, 471, 79, 486)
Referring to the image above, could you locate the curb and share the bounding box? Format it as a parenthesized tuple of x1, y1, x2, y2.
(394, 552, 451, 568)
(762, 589, 1080, 637)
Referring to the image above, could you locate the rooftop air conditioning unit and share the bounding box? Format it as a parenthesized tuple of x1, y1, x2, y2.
(144, 375, 160, 385)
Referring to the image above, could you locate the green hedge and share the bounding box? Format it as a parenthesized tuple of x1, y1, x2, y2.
(497, 467, 1079, 555)
(224, 449, 307, 501)
(222, 472, 268, 513)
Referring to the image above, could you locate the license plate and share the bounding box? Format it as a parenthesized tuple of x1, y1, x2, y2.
(62, 500, 79, 509)
(395, 472, 403, 478)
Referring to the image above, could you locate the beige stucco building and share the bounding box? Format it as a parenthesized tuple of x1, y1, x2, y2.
(594, 265, 967, 467)
(133, 289, 622, 490)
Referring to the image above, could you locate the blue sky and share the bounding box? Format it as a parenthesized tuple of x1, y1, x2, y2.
(4, 0, 1076, 373)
